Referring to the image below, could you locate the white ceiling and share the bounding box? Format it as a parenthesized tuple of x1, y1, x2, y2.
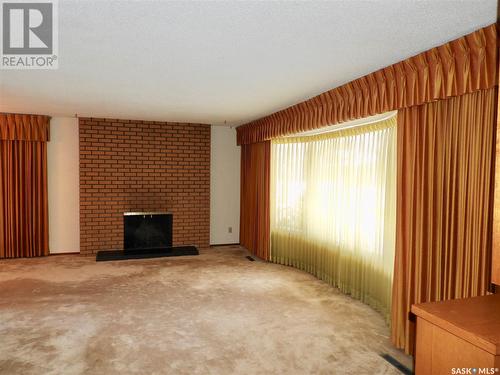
(0, 0, 496, 125)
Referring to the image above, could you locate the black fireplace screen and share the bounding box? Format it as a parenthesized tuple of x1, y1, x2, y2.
(124, 212, 173, 250)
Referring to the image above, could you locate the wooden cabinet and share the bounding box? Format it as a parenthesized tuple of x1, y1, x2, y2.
(411, 295, 500, 374)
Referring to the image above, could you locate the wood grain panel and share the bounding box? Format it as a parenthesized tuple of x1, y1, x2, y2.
(432, 320, 494, 373)
(413, 296, 500, 374)
(414, 318, 433, 375)
(412, 295, 500, 355)
(415, 317, 499, 374)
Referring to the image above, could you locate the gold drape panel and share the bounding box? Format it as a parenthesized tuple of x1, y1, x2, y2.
(392, 88, 496, 354)
(240, 141, 271, 259)
(0, 113, 50, 141)
(489, 34, 500, 285)
(271, 117, 397, 322)
(0, 114, 50, 258)
(237, 24, 497, 145)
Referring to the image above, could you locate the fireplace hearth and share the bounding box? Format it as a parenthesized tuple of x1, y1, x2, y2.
(95, 211, 199, 261)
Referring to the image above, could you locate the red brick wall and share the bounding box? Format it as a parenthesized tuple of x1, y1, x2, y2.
(79, 118, 210, 255)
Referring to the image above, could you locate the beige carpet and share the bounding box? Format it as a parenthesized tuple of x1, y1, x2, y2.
(0, 246, 411, 375)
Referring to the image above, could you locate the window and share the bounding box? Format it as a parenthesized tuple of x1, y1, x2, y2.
(270, 115, 397, 320)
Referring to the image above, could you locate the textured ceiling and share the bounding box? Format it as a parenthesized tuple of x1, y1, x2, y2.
(0, 0, 496, 125)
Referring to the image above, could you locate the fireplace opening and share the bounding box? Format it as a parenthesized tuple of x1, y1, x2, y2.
(124, 212, 173, 251)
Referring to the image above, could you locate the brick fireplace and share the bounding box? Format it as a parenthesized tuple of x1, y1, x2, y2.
(79, 117, 210, 255)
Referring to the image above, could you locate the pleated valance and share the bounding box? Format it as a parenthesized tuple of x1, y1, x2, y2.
(237, 24, 498, 145)
(0, 113, 51, 141)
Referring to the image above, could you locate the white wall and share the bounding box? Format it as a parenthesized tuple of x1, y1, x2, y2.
(47, 120, 239, 251)
(210, 126, 240, 245)
(47, 117, 80, 253)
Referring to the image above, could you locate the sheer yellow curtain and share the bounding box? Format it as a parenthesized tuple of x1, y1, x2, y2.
(271, 116, 397, 321)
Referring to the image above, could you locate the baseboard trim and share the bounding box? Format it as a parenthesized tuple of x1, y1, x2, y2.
(210, 243, 240, 247)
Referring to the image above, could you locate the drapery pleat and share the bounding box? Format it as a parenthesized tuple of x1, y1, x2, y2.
(240, 141, 271, 259)
(0, 113, 50, 141)
(271, 116, 397, 321)
(0, 113, 50, 258)
(489, 38, 500, 285)
(237, 24, 497, 145)
(391, 88, 496, 354)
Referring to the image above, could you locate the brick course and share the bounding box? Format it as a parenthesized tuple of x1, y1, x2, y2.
(79, 117, 210, 255)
